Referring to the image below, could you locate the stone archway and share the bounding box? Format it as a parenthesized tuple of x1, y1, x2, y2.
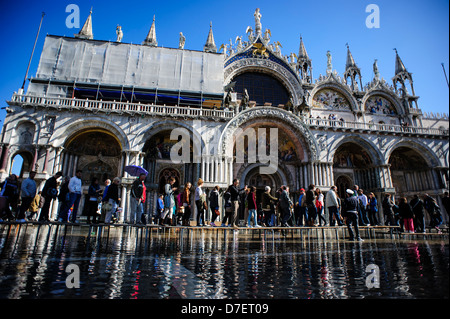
(63, 129, 122, 184)
(224, 58, 304, 106)
(388, 146, 438, 197)
(220, 107, 319, 161)
(332, 141, 377, 192)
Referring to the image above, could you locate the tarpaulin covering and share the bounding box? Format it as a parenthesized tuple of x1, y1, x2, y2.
(32, 35, 224, 95)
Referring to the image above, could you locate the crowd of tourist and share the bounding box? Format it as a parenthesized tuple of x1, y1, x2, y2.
(0, 172, 449, 237)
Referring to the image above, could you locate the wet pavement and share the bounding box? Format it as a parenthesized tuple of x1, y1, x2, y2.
(0, 223, 448, 299)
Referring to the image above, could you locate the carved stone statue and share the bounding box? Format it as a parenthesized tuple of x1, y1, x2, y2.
(240, 89, 249, 111)
(228, 39, 234, 55)
(254, 8, 262, 35)
(246, 26, 254, 42)
(116, 25, 123, 42)
(235, 36, 243, 52)
(179, 32, 186, 49)
(274, 41, 282, 55)
(224, 90, 232, 109)
(326, 50, 332, 75)
(373, 59, 380, 80)
(285, 97, 294, 112)
(263, 29, 271, 43)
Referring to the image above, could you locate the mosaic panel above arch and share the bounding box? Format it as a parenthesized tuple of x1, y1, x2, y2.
(312, 89, 351, 111)
(365, 95, 397, 115)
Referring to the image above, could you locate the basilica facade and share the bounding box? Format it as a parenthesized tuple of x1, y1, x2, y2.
(0, 9, 448, 223)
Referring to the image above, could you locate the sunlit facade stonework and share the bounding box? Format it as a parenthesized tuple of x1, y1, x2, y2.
(0, 9, 448, 223)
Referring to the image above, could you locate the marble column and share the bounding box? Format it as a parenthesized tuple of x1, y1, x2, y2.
(42, 146, 51, 174)
(0, 144, 10, 173)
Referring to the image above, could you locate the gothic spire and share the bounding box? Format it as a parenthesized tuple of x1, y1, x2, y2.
(392, 48, 415, 98)
(297, 36, 310, 61)
(75, 8, 93, 39)
(203, 22, 217, 53)
(297, 36, 312, 83)
(345, 44, 358, 70)
(394, 48, 408, 75)
(143, 15, 158, 46)
(343, 44, 362, 91)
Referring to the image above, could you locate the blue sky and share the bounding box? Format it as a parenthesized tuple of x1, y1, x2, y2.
(0, 0, 448, 126)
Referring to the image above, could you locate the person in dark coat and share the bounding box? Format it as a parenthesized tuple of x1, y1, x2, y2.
(104, 177, 121, 224)
(39, 171, 62, 221)
(87, 177, 101, 224)
(262, 186, 278, 226)
(57, 177, 70, 222)
(279, 185, 293, 227)
(424, 194, 442, 233)
(442, 192, 450, 223)
(305, 184, 317, 226)
(343, 189, 362, 241)
(398, 197, 414, 233)
(209, 186, 220, 227)
(382, 194, 397, 226)
(0, 174, 20, 221)
(410, 195, 425, 233)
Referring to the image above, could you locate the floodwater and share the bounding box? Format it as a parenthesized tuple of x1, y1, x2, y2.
(0, 224, 448, 299)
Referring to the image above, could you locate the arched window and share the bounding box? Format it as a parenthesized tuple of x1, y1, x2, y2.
(232, 72, 290, 106)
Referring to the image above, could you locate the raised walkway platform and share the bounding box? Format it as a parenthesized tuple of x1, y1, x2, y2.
(1, 221, 448, 247)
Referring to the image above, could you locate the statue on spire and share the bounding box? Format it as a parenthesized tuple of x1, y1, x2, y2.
(179, 32, 186, 49)
(373, 59, 380, 80)
(254, 8, 262, 35)
(326, 50, 332, 75)
(116, 25, 123, 42)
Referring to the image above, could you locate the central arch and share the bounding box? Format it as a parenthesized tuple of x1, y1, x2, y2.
(219, 107, 319, 161)
(224, 57, 304, 106)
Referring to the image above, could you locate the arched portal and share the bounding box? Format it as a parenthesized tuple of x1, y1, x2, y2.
(142, 128, 195, 189)
(63, 129, 122, 184)
(333, 142, 376, 195)
(389, 146, 437, 197)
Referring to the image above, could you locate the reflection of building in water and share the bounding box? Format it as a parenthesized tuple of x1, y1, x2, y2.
(1, 8, 448, 224)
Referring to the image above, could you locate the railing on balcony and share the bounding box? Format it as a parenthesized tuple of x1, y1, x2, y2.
(9, 93, 449, 137)
(302, 116, 448, 136)
(10, 93, 235, 120)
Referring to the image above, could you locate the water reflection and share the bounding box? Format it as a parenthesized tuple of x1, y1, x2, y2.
(0, 224, 448, 299)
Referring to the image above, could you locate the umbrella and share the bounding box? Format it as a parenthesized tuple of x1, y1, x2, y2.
(124, 165, 148, 177)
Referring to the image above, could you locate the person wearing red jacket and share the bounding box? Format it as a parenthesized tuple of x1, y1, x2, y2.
(246, 186, 260, 227)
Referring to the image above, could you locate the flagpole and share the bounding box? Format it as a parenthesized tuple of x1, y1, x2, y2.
(442, 63, 449, 88)
(22, 12, 45, 90)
